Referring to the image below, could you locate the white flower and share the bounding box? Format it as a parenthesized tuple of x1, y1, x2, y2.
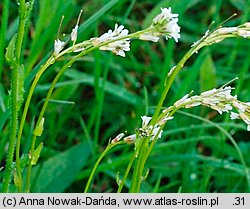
(174, 94, 190, 107)
(230, 112, 240, 120)
(151, 126, 163, 140)
(239, 113, 250, 131)
(191, 30, 210, 48)
(221, 104, 232, 112)
(185, 102, 201, 108)
(217, 27, 238, 34)
(168, 65, 176, 77)
(139, 31, 160, 42)
(111, 133, 125, 144)
(201, 88, 217, 96)
(98, 40, 130, 57)
(165, 18, 181, 42)
(153, 7, 178, 24)
(238, 29, 250, 38)
(71, 25, 78, 42)
(54, 39, 65, 56)
(233, 101, 246, 113)
(158, 114, 174, 125)
(124, 134, 136, 143)
(141, 116, 152, 127)
(139, 7, 180, 43)
(92, 23, 130, 57)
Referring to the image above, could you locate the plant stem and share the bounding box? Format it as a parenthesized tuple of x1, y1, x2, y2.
(0, 0, 10, 80)
(2, 64, 18, 193)
(117, 152, 136, 193)
(84, 142, 123, 192)
(2, 0, 26, 193)
(129, 43, 204, 193)
(151, 44, 201, 124)
(16, 56, 54, 192)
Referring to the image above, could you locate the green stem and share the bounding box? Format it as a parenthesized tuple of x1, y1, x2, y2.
(84, 142, 123, 192)
(16, 56, 54, 192)
(2, 0, 26, 193)
(0, 0, 10, 80)
(130, 41, 206, 192)
(24, 50, 93, 192)
(2, 64, 18, 192)
(117, 152, 136, 193)
(151, 44, 201, 124)
(15, 0, 26, 60)
(23, 31, 150, 191)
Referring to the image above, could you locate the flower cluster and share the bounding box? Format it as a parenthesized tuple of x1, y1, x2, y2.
(122, 115, 173, 144)
(170, 85, 250, 131)
(91, 24, 130, 57)
(139, 7, 181, 42)
(53, 8, 181, 57)
(192, 22, 250, 49)
(230, 101, 250, 131)
(111, 114, 174, 144)
(54, 39, 65, 56)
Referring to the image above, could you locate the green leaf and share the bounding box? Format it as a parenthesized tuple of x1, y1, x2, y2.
(31, 142, 90, 192)
(5, 33, 17, 65)
(199, 50, 217, 92)
(31, 142, 43, 166)
(33, 117, 45, 137)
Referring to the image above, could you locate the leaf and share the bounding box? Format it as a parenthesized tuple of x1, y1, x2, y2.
(31, 142, 90, 192)
(33, 117, 45, 137)
(5, 33, 17, 65)
(31, 142, 43, 166)
(199, 50, 217, 92)
(229, 0, 246, 10)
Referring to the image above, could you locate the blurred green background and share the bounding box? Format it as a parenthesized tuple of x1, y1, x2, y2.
(0, 0, 250, 192)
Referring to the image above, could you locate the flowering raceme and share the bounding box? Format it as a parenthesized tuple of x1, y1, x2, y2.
(162, 85, 250, 131)
(91, 24, 130, 57)
(139, 7, 181, 42)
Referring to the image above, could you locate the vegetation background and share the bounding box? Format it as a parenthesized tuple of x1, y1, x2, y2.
(0, 0, 250, 192)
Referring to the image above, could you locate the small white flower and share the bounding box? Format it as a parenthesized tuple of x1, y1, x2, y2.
(168, 65, 176, 77)
(92, 23, 130, 57)
(243, 22, 250, 27)
(140, 7, 180, 43)
(158, 114, 174, 125)
(191, 30, 210, 47)
(230, 112, 240, 120)
(151, 126, 163, 140)
(139, 31, 160, 42)
(174, 94, 190, 107)
(201, 88, 217, 96)
(233, 101, 246, 113)
(217, 27, 238, 34)
(165, 18, 181, 42)
(153, 7, 178, 24)
(54, 39, 65, 56)
(221, 104, 232, 112)
(185, 102, 202, 108)
(124, 134, 136, 143)
(239, 113, 250, 131)
(238, 29, 250, 38)
(111, 133, 125, 144)
(71, 25, 79, 42)
(73, 46, 85, 52)
(141, 116, 152, 127)
(202, 97, 220, 105)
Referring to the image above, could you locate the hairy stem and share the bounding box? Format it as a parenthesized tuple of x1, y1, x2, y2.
(2, 0, 26, 192)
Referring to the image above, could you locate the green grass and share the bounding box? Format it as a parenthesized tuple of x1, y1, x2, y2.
(0, 0, 250, 192)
